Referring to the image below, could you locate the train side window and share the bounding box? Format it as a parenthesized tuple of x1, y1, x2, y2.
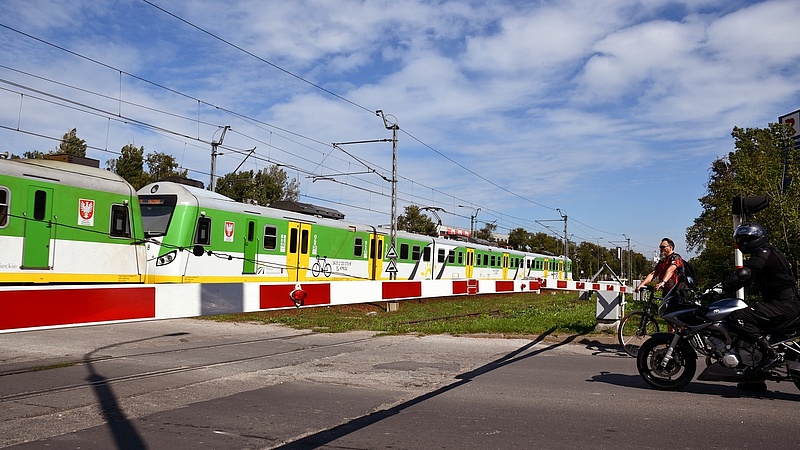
(247, 221, 255, 242)
(447, 250, 454, 263)
(412, 245, 421, 261)
(483, 254, 489, 266)
(400, 243, 409, 260)
(263, 225, 277, 250)
(437, 248, 445, 263)
(194, 217, 211, 245)
(0, 187, 8, 228)
(33, 190, 47, 220)
(490, 255, 496, 267)
(422, 246, 431, 262)
(457, 251, 463, 265)
(354, 237, 363, 257)
(300, 228, 309, 254)
(109, 204, 131, 238)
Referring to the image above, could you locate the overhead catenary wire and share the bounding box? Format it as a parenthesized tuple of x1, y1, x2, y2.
(0, 13, 628, 247)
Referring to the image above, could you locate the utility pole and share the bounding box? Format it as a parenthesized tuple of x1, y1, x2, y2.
(377, 110, 399, 280)
(557, 208, 568, 263)
(458, 205, 480, 240)
(209, 125, 230, 192)
(623, 234, 631, 283)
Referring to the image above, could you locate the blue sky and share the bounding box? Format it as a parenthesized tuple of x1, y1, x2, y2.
(1, 0, 799, 261)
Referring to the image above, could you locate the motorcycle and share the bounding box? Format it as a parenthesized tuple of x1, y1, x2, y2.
(636, 285, 800, 391)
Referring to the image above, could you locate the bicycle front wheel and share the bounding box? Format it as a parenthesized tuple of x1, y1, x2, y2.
(618, 311, 660, 357)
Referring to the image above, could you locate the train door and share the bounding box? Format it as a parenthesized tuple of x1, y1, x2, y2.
(22, 186, 53, 270)
(368, 233, 384, 280)
(286, 221, 311, 281)
(502, 252, 509, 279)
(465, 247, 475, 278)
(242, 220, 256, 274)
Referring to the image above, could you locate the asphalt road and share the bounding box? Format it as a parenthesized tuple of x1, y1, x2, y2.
(1, 319, 799, 449)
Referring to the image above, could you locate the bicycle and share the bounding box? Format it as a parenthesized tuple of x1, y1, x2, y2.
(311, 255, 332, 278)
(617, 286, 662, 357)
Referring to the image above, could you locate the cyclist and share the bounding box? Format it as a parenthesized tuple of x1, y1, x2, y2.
(636, 238, 684, 294)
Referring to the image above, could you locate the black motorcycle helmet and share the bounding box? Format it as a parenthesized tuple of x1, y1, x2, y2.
(733, 222, 768, 253)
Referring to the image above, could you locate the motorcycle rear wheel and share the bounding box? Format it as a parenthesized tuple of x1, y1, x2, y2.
(637, 334, 696, 391)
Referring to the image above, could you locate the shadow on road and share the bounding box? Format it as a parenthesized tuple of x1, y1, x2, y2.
(273, 327, 587, 449)
(590, 370, 800, 400)
(82, 332, 190, 450)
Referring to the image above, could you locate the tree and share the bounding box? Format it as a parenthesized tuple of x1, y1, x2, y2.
(397, 205, 438, 236)
(55, 128, 87, 156)
(108, 144, 151, 189)
(474, 221, 497, 242)
(507, 228, 530, 250)
(215, 166, 300, 205)
(686, 123, 800, 289)
(16, 128, 86, 159)
(146, 151, 187, 182)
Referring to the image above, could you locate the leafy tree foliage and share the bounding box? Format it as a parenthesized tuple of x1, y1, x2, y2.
(107, 144, 150, 189)
(397, 205, 438, 236)
(215, 166, 300, 205)
(55, 128, 87, 156)
(474, 221, 497, 241)
(146, 151, 187, 182)
(107, 146, 186, 190)
(16, 128, 87, 159)
(687, 123, 800, 287)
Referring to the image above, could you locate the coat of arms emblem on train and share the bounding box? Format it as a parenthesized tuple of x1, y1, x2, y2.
(78, 199, 94, 226)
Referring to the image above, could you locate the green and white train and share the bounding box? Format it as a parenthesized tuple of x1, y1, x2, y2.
(0, 157, 571, 285)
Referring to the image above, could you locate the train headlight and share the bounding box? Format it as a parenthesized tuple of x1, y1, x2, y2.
(156, 250, 177, 266)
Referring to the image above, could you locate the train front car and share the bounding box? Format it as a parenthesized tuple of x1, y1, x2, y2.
(0, 158, 146, 284)
(138, 181, 381, 283)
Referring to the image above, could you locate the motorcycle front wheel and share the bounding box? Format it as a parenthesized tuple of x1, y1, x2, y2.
(637, 334, 696, 391)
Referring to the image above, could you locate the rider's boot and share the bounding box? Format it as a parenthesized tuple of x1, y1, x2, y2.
(755, 336, 781, 371)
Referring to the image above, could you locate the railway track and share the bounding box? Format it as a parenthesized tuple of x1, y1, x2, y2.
(0, 331, 375, 403)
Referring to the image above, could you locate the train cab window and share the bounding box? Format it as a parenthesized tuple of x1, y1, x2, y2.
(400, 243, 409, 260)
(412, 245, 421, 261)
(354, 237, 363, 257)
(109, 204, 131, 238)
(263, 225, 277, 250)
(422, 246, 431, 262)
(0, 187, 8, 227)
(139, 195, 177, 237)
(194, 217, 211, 245)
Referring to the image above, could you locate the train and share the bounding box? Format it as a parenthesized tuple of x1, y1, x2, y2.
(0, 157, 572, 285)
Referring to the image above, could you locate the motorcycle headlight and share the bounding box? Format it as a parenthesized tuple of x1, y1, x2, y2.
(156, 250, 177, 266)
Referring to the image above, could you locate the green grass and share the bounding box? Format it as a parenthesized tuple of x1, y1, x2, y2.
(207, 290, 608, 338)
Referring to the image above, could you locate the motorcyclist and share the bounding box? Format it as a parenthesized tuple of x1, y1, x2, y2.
(721, 222, 800, 372)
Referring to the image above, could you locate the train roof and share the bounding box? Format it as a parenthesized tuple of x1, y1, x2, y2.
(0, 158, 135, 196)
(138, 181, 364, 230)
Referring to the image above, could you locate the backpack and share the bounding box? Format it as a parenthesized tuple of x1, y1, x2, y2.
(678, 256, 699, 290)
